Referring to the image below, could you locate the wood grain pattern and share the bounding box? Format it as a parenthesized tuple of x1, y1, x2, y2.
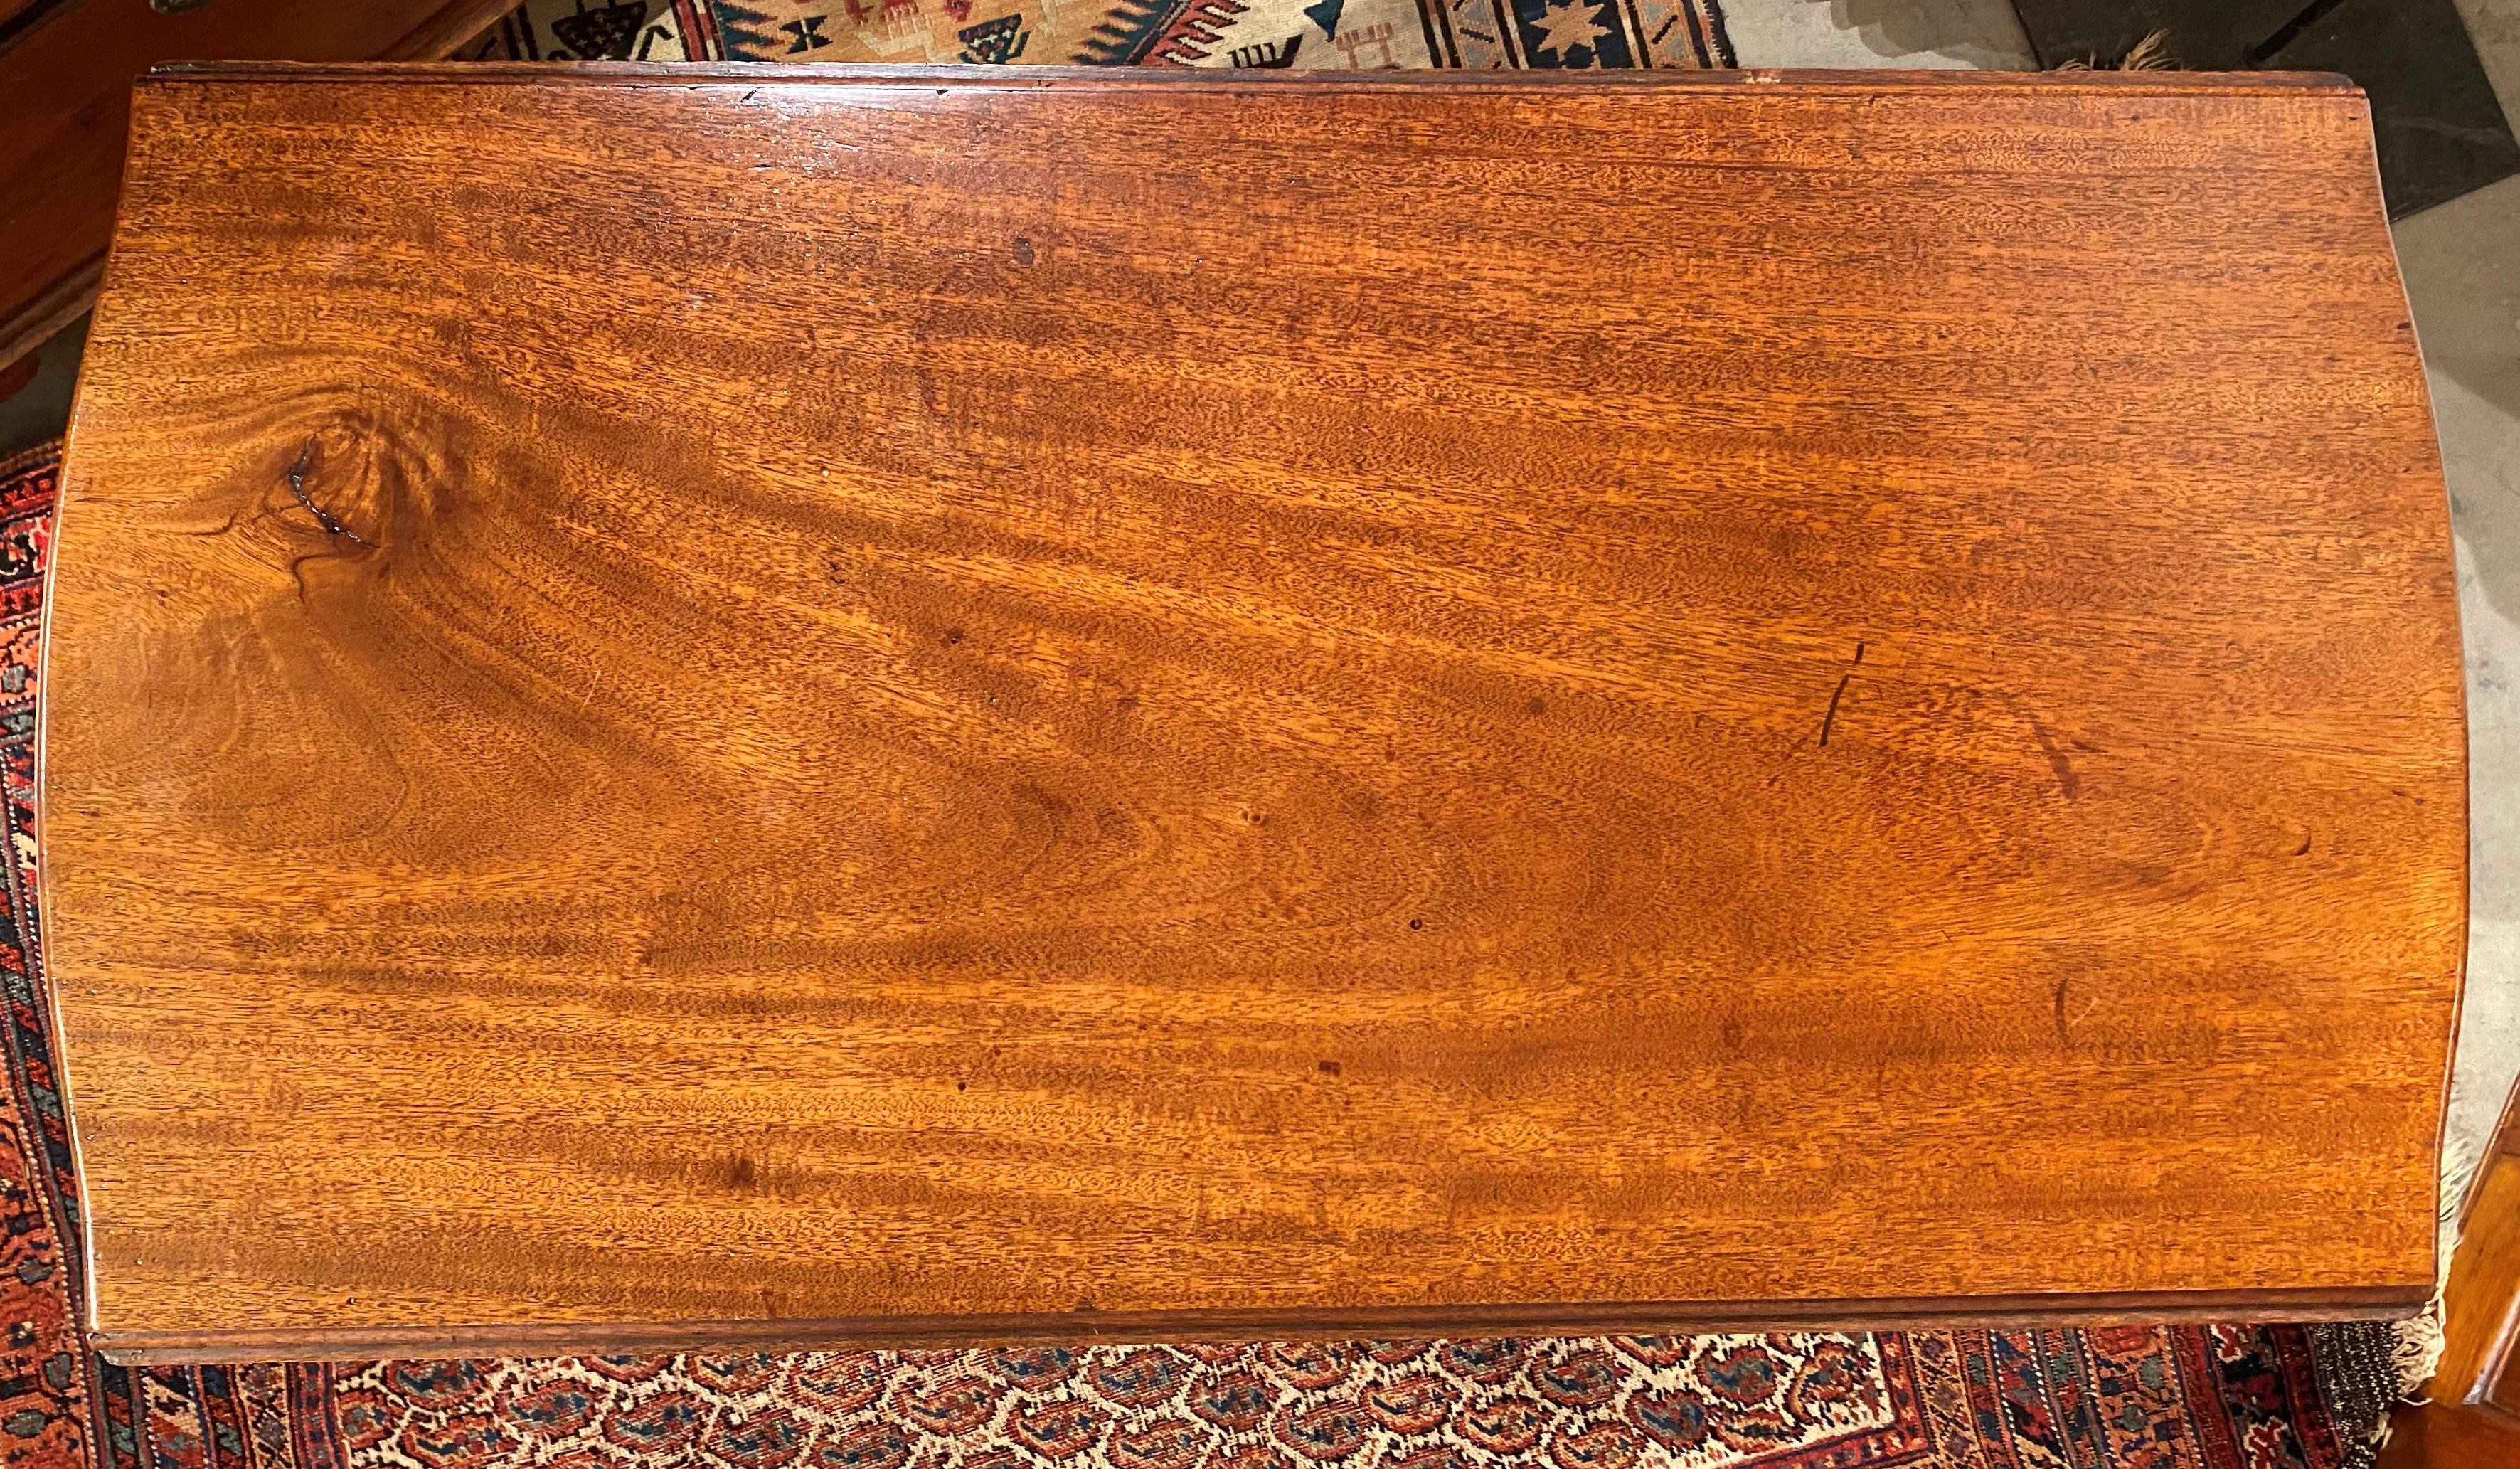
(2434, 1108, 2520, 1405)
(45, 64, 2463, 1363)
(2382, 1090, 2520, 1465)
(2379, 1407, 2520, 1469)
(0, 0, 514, 371)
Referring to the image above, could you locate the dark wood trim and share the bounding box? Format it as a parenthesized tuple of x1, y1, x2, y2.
(2381, 1404, 2520, 1468)
(0, 0, 515, 375)
(96, 1284, 2430, 1367)
(143, 59, 2364, 95)
(0, 0, 77, 58)
(0, 253, 96, 375)
(374, 0, 521, 60)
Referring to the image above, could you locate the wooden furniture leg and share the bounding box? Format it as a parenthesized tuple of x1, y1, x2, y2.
(2385, 1091, 2520, 1466)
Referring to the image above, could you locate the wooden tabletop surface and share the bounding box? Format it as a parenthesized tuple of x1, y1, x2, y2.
(43, 63, 2463, 1364)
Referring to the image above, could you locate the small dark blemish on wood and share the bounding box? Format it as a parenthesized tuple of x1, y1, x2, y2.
(1317, 1059, 1341, 1076)
(2052, 977, 2070, 1046)
(2023, 710, 2080, 800)
(945, 627, 964, 645)
(957, 1081, 967, 1091)
(1524, 696, 1546, 716)
(1012, 237, 1036, 266)
(2293, 830, 2312, 857)
(1408, 917, 1423, 930)
(725, 1156, 755, 1189)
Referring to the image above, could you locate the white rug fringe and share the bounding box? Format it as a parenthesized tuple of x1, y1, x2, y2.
(2393, 1287, 2448, 1402)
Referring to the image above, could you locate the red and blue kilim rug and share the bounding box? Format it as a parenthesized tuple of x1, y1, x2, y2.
(0, 437, 2405, 1465)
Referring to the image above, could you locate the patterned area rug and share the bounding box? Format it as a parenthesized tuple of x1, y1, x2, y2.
(0, 437, 2412, 1465)
(459, 0, 1731, 72)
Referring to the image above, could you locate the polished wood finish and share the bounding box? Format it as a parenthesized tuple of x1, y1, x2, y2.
(47, 65, 2462, 1363)
(95, 1285, 2430, 1369)
(2381, 1408, 2520, 1469)
(2384, 1095, 2520, 1468)
(2440, 1144, 2520, 1402)
(0, 0, 512, 371)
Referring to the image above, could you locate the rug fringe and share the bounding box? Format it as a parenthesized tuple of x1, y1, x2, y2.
(2393, 1288, 2447, 1400)
(2357, 1298, 2441, 1469)
(2052, 26, 2176, 70)
(2321, 1301, 2443, 1469)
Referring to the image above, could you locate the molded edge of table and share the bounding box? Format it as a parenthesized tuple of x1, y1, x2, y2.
(142, 58, 2366, 93)
(90, 1284, 2429, 1366)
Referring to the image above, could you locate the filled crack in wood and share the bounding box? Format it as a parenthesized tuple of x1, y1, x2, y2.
(1817, 642, 1864, 748)
(286, 442, 371, 546)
